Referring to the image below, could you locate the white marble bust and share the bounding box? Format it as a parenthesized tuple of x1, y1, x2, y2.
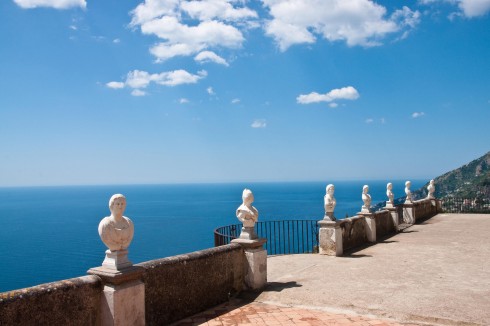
(236, 189, 259, 228)
(386, 182, 394, 207)
(98, 194, 134, 252)
(361, 185, 372, 212)
(404, 181, 412, 203)
(427, 179, 435, 199)
(324, 184, 336, 221)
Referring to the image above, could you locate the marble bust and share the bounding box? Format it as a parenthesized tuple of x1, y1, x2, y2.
(99, 194, 134, 252)
(386, 182, 394, 207)
(404, 181, 412, 204)
(324, 184, 336, 221)
(427, 179, 435, 199)
(361, 185, 372, 213)
(236, 189, 259, 239)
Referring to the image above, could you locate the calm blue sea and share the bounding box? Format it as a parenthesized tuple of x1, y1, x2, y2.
(0, 180, 424, 292)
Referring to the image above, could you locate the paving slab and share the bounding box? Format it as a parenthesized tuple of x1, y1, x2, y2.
(256, 214, 490, 326)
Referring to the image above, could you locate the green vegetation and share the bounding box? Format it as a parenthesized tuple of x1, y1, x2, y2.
(413, 151, 490, 199)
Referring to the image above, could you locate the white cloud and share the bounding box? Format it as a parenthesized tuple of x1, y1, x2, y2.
(365, 118, 374, 124)
(329, 103, 338, 108)
(458, 0, 490, 17)
(251, 119, 267, 128)
(107, 69, 206, 96)
(113, 38, 121, 44)
(297, 86, 360, 104)
(412, 111, 425, 118)
(130, 1, 255, 61)
(419, 0, 490, 18)
(69, 25, 77, 30)
(262, 0, 420, 50)
(231, 98, 240, 104)
(14, 0, 86, 9)
(179, 98, 189, 104)
(180, 0, 258, 21)
(207, 87, 215, 95)
(381, 117, 386, 124)
(126, 70, 152, 89)
(131, 89, 147, 96)
(106, 81, 125, 89)
(194, 51, 229, 66)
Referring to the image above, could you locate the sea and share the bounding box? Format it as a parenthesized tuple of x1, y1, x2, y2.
(0, 180, 425, 292)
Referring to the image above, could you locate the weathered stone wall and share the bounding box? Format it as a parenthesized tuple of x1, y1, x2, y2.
(341, 216, 367, 252)
(0, 275, 102, 326)
(413, 199, 439, 221)
(374, 210, 396, 238)
(138, 243, 244, 326)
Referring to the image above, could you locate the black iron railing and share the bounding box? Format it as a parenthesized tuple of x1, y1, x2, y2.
(441, 197, 490, 213)
(214, 219, 319, 255)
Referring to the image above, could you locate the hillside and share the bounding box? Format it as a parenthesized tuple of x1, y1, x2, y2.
(413, 151, 490, 199)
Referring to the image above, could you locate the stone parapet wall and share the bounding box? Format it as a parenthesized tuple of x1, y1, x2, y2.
(0, 275, 102, 326)
(340, 216, 367, 252)
(137, 243, 245, 326)
(374, 210, 396, 238)
(413, 199, 440, 222)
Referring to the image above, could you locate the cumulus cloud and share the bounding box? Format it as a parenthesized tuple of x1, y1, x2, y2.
(106, 81, 125, 89)
(420, 0, 490, 17)
(131, 89, 147, 97)
(207, 87, 215, 95)
(179, 98, 189, 104)
(251, 119, 267, 128)
(329, 103, 338, 108)
(262, 0, 420, 50)
(297, 86, 360, 104)
(194, 51, 229, 66)
(113, 38, 121, 44)
(459, 0, 490, 17)
(231, 98, 240, 104)
(365, 118, 374, 124)
(14, 0, 86, 9)
(106, 69, 206, 96)
(130, 0, 256, 61)
(412, 111, 425, 118)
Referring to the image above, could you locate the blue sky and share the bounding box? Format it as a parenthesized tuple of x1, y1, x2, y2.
(0, 0, 489, 187)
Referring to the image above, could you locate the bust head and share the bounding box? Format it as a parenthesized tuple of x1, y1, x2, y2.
(326, 184, 335, 196)
(430, 179, 434, 185)
(363, 185, 369, 194)
(109, 194, 126, 216)
(387, 182, 393, 191)
(242, 189, 254, 205)
(405, 181, 411, 188)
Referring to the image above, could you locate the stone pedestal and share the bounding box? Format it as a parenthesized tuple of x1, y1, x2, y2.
(102, 249, 132, 270)
(231, 238, 267, 290)
(88, 266, 145, 326)
(385, 206, 399, 230)
(318, 220, 342, 256)
(239, 226, 258, 240)
(403, 203, 415, 224)
(359, 213, 376, 242)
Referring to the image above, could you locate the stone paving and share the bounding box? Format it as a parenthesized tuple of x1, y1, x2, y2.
(174, 214, 490, 326)
(172, 298, 419, 326)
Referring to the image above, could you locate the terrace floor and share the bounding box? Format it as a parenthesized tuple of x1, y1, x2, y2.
(175, 214, 490, 326)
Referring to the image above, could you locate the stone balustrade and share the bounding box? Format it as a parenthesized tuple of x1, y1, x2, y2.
(0, 184, 443, 325)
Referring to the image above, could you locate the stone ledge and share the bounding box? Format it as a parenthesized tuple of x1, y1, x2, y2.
(87, 265, 145, 286)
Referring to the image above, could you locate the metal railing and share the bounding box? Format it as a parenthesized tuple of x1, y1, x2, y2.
(214, 219, 319, 255)
(441, 197, 490, 213)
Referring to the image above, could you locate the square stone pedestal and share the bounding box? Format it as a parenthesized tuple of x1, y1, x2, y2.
(385, 206, 399, 230)
(358, 212, 376, 242)
(403, 203, 415, 224)
(88, 265, 145, 326)
(232, 238, 267, 290)
(318, 220, 342, 256)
